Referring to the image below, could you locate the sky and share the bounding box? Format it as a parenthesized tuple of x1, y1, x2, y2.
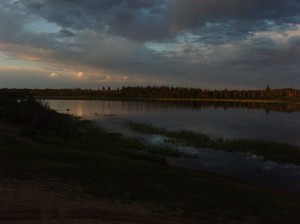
(0, 0, 300, 89)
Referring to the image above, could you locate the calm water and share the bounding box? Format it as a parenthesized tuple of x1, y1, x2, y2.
(46, 99, 300, 193)
(46, 100, 300, 146)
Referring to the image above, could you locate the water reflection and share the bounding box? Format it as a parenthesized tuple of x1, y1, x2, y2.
(46, 99, 300, 193)
(46, 100, 300, 146)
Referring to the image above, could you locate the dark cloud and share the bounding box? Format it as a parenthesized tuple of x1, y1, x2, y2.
(13, 0, 299, 46)
(58, 29, 75, 38)
(15, 0, 300, 43)
(167, 0, 300, 48)
(20, 0, 170, 42)
(26, 2, 45, 11)
(0, 0, 300, 89)
(171, 0, 300, 31)
(0, 4, 27, 42)
(288, 35, 300, 45)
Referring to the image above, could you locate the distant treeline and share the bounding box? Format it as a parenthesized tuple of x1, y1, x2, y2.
(1, 86, 300, 101)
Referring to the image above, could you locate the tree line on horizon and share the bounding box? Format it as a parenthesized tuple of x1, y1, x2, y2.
(1, 86, 300, 101)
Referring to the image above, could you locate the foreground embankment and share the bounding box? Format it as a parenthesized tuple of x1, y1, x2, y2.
(0, 97, 300, 223)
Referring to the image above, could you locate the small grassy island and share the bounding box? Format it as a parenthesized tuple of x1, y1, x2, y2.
(1, 94, 300, 223)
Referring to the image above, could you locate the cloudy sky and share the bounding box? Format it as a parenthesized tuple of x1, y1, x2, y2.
(0, 0, 300, 89)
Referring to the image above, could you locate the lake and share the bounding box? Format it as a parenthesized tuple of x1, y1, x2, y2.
(46, 99, 300, 193)
(46, 99, 300, 146)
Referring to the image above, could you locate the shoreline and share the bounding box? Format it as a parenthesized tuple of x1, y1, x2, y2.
(1, 97, 300, 223)
(35, 95, 300, 105)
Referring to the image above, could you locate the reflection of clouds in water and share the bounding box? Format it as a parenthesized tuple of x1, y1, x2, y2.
(46, 99, 300, 193)
(46, 100, 300, 146)
(76, 100, 83, 117)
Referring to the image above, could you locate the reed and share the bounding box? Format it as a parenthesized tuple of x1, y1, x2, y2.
(126, 121, 300, 165)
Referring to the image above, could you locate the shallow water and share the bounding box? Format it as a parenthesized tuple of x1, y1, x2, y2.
(46, 99, 300, 193)
(115, 131, 300, 194)
(168, 152, 300, 193)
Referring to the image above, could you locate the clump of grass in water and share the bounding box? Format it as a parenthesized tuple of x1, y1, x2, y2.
(126, 121, 300, 165)
(126, 121, 212, 148)
(126, 121, 166, 135)
(146, 143, 197, 158)
(123, 135, 197, 158)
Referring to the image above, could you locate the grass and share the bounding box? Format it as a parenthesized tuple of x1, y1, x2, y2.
(145, 142, 197, 158)
(126, 121, 300, 165)
(1, 97, 300, 223)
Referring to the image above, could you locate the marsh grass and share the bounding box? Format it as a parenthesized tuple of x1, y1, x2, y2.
(126, 121, 300, 165)
(120, 131, 198, 158)
(146, 143, 197, 158)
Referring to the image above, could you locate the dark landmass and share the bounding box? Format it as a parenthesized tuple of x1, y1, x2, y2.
(1, 86, 300, 113)
(1, 95, 300, 223)
(1, 86, 300, 101)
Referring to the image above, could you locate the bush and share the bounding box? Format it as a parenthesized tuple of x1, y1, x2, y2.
(0, 97, 85, 138)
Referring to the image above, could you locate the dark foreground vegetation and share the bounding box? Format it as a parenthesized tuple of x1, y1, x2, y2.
(1, 96, 300, 223)
(127, 121, 300, 165)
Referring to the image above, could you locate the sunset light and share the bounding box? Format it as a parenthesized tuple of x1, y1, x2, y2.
(0, 0, 299, 89)
(1, 1, 300, 223)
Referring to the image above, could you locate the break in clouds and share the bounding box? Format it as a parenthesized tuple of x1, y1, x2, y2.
(0, 0, 300, 88)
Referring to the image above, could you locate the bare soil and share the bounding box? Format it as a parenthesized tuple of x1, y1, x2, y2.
(0, 177, 190, 224)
